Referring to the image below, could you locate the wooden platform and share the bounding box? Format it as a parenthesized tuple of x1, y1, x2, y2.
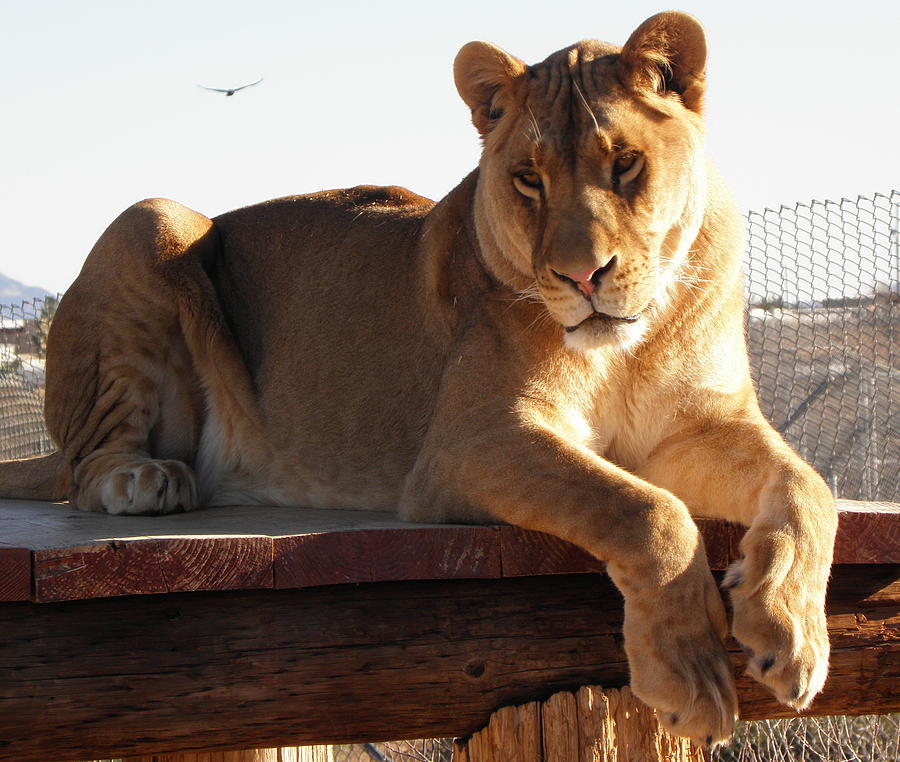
(2, 499, 897, 603)
(0, 498, 898, 760)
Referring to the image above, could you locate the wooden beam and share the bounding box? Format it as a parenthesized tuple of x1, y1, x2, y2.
(0, 565, 897, 761)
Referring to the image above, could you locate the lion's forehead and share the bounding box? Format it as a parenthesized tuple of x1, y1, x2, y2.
(520, 43, 645, 155)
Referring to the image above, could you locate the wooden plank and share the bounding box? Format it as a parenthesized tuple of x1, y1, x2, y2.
(479, 702, 541, 762)
(0, 499, 897, 602)
(542, 690, 579, 762)
(575, 686, 612, 762)
(0, 565, 897, 761)
(836, 499, 900, 513)
(33, 536, 273, 602)
(834, 509, 900, 563)
(274, 526, 501, 589)
(0, 500, 488, 550)
(0, 547, 30, 601)
(500, 526, 604, 577)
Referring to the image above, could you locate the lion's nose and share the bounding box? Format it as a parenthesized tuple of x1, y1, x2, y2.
(553, 257, 617, 298)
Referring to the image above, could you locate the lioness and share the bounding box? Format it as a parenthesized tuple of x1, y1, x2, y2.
(1, 11, 836, 746)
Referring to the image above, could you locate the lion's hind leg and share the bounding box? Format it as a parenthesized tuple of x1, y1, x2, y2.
(45, 198, 220, 515)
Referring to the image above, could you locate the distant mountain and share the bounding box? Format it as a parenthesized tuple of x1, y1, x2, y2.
(0, 273, 51, 307)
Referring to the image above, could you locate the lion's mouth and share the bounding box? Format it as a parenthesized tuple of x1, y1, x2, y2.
(564, 311, 642, 333)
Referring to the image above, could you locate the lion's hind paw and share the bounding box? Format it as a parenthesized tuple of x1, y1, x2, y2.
(75, 454, 199, 515)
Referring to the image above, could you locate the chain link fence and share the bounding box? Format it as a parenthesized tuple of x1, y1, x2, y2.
(0, 295, 56, 459)
(712, 714, 899, 761)
(746, 190, 898, 501)
(333, 740, 452, 762)
(2, 191, 898, 760)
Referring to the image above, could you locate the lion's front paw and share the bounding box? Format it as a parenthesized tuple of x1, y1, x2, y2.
(724, 545, 830, 710)
(74, 454, 199, 515)
(623, 567, 738, 746)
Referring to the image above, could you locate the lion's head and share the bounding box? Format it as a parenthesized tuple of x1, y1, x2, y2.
(454, 11, 709, 351)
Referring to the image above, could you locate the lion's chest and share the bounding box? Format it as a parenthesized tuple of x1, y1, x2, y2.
(583, 379, 675, 474)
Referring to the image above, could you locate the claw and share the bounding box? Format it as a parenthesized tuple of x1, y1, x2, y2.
(721, 563, 744, 591)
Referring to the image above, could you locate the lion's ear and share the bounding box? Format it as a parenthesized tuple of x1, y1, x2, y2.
(454, 41, 526, 137)
(620, 11, 707, 113)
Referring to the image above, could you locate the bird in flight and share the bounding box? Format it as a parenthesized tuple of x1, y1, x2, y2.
(197, 78, 263, 96)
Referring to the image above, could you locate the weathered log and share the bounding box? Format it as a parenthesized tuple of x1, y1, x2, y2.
(0, 565, 897, 761)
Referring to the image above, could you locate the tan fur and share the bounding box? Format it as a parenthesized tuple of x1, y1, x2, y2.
(0, 12, 836, 746)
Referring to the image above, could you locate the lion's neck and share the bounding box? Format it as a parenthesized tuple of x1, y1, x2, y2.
(430, 169, 535, 294)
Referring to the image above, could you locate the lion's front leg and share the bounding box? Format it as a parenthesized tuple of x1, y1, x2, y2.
(642, 414, 838, 710)
(723, 471, 835, 709)
(404, 406, 738, 745)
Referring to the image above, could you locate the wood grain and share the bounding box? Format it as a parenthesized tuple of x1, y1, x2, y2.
(541, 690, 579, 762)
(0, 565, 897, 761)
(575, 686, 613, 762)
(33, 536, 273, 602)
(499, 526, 605, 577)
(0, 546, 30, 601)
(834, 509, 900, 563)
(274, 526, 501, 589)
(459, 685, 705, 762)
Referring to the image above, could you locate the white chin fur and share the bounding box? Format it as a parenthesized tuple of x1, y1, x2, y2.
(563, 317, 648, 353)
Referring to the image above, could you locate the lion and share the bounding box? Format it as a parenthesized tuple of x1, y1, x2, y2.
(0, 11, 836, 746)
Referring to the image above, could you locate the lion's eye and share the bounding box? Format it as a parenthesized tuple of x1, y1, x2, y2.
(513, 171, 543, 200)
(613, 152, 644, 187)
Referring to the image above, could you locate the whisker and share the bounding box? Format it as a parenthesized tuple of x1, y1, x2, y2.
(525, 310, 556, 333)
(525, 105, 543, 147)
(502, 285, 547, 316)
(572, 79, 600, 135)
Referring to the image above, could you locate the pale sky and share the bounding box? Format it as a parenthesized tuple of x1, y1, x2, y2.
(1, 0, 898, 294)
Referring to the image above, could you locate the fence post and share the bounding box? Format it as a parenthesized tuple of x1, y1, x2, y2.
(454, 686, 706, 762)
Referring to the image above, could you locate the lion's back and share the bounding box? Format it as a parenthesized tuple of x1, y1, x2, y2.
(213, 184, 433, 237)
(209, 185, 435, 374)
